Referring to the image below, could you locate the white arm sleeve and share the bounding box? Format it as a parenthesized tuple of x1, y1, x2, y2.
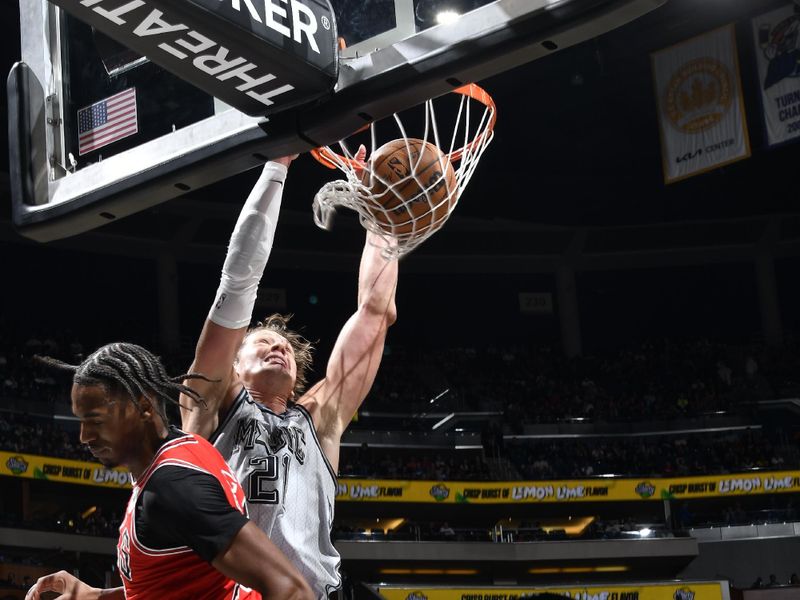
(208, 161, 288, 329)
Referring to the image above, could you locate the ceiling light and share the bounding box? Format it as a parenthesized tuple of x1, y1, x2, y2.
(436, 10, 460, 24)
(529, 565, 629, 574)
(529, 567, 561, 574)
(379, 569, 411, 575)
(432, 413, 455, 430)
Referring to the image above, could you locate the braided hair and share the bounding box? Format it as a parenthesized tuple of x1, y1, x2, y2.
(38, 342, 212, 424)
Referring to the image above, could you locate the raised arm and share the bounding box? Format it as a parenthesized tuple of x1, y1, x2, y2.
(300, 231, 398, 465)
(181, 157, 294, 438)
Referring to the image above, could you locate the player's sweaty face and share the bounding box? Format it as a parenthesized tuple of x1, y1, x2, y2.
(71, 383, 142, 469)
(238, 331, 297, 387)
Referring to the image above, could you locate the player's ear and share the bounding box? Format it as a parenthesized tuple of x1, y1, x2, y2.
(137, 396, 155, 420)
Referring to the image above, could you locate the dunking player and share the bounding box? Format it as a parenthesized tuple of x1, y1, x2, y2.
(180, 154, 398, 597)
(26, 343, 313, 600)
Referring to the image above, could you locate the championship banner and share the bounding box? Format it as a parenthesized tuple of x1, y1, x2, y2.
(336, 471, 800, 504)
(752, 3, 800, 146)
(377, 582, 728, 600)
(1, 450, 132, 489)
(652, 25, 751, 183)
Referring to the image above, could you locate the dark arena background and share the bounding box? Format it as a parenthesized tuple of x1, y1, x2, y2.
(2, 0, 800, 599)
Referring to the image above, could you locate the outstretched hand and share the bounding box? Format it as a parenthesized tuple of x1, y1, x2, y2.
(25, 571, 103, 600)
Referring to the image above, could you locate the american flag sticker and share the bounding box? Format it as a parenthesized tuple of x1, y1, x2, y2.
(77, 88, 138, 155)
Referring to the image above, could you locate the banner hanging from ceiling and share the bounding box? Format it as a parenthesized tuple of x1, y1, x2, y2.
(751, 3, 800, 147)
(652, 25, 751, 183)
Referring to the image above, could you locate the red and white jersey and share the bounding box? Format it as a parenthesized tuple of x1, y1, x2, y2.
(117, 432, 259, 600)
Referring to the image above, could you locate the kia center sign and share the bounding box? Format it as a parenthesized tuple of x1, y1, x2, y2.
(54, 0, 338, 116)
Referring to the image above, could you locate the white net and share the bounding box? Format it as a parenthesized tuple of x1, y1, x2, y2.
(312, 84, 496, 259)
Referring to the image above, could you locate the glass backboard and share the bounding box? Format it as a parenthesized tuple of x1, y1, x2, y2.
(9, 0, 667, 241)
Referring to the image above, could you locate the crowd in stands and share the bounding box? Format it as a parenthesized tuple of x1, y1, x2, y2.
(0, 412, 91, 461)
(1, 572, 33, 592)
(5, 327, 800, 426)
(368, 339, 800, 424)
(751, 574, 800, 588)
(3, 514, 664, 543)
(332, 516, 745, 543)
(508, 428, 799, 479)
(331, 520, 661, 543)
(331, 502, 800, 543)
(0, 547, 111, 593)
(679, 496, 799, 528)
(0, 552, 44, 569)
(339, 446, 494, 480)
(340, 428, 799, 480)
(4, 498, 798, 542)
(1, 341, 71, 407)
(0, 507, 121, 539)
(0, 324, 188, 411)
(0, 550, 45, 592)
(2, 328, 800, 481)
(0, 411, 795, 481)
(50, 507, 120, 537)
(2, 409, 798, 480)
(4, 325, 800, 423)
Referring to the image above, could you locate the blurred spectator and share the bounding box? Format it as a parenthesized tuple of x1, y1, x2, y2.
(439, 522, 455, 538)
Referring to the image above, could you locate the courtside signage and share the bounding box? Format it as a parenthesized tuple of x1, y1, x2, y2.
(1, 450, 132, 489)
(3, 451, 796, 501)
(52, 0, 338, 116)
(378, 583, 727, 600)
(335, 471, 800, 503)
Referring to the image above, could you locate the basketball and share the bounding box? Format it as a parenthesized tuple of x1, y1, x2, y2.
(363, 138, 458, 235)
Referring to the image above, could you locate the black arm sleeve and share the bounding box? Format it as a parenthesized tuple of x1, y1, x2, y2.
(135, 466, 249, 563)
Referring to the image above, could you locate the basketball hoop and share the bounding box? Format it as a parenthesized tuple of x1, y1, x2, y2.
(311, 84, 497, 258)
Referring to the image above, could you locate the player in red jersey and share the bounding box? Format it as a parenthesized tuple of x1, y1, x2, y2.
(25, 342, 313, 600)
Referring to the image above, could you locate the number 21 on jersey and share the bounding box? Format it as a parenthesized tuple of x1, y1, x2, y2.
(247, 455, 290, 504)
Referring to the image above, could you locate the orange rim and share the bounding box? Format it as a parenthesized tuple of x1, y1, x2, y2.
(311, 83, 496, 169)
